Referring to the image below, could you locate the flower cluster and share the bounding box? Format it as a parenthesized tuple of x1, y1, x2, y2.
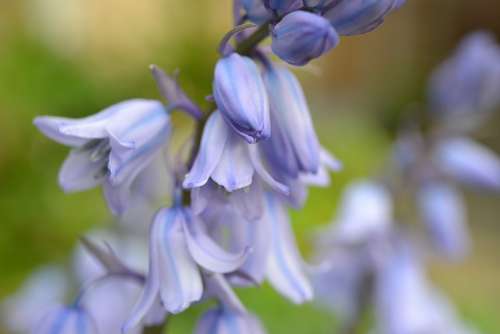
(3, 1, 406, 334)
(313, 32, 500, 334)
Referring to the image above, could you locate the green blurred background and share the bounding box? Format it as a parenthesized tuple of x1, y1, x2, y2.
(1, 0, 499, 333)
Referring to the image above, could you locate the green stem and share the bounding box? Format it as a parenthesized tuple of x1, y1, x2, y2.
(236, 23, 271, 55)
(144, 324, 166, 334)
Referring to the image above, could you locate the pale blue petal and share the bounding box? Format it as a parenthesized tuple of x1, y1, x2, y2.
(102, 178, 134, 216)
(263, 64, 320, 174)
(195, 308, 266, 334)
(418, 182, 469, 258)
(157, 208, 202, 314)
(264, 193, 313, 303)
(434, 137, 500, 191)
(183, 211, 250, 273)
(106, 100, 170, 185)
(123, 209, 164, 332)
(211, 133, 254, 192)
(58, 148, 106, 192)
(248, 145, 290, 195)
(184, 112, 230, 189)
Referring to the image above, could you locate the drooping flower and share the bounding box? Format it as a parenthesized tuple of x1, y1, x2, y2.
(35, 305, 99, 334)
(194, 308, 266, 334)
(124, 206, 249, 332)
(324, 0, 405, 36)
(375, 242, 476, 334)
(332, 181, 393, 243)
(433, 137, 500, 192)
(183, 111, 288, 194)
(262, 63, 321, 177)
(214, 53, 270, 143)
(271, 11, 339, 66)
(428, 32, 500, 124)
(417, 182, 469, 258)
(34, 99, 171, 215)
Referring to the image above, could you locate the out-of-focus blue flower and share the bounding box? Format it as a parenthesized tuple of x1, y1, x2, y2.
(375, 242, 476, 334)
(35, 305, 98, 334)
(267, 0, 303, 15)
(333, 181, 393, 243)
(418, 182, 469, 258)
(214, 54, 270, 143)
(183, 112, 288, 194)
(271, 11, 339, 66)
(195, 308, 266, 334)
(242, 0, 272, 24)
(34, 99, 171, 215)
(428, 32, 500, 124)
(1, 266, 69, 334)
(262, 63, 320, 177)
(124, 206, 248, 332)
(433, 137, 500, 192)
(324, 0, 404, 36)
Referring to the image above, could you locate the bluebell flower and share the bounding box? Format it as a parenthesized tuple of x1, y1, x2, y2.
(214, 54, 270, 143)
(183, 111, 288, 194)
(267, 0, 303, 16)
(417, 182, 469, 258)
(34, 99, 171, 215)
(324, 0, 404, 36)
(1, 266, 69, 333)
(375, 242, 476, 334)
(331, 181, 393, 243)
(262, 63, 321, 177)
(35, 305, 98, 334)
(242, 0, 272, 24)
(433, 137, 500, 192)
(124, 206, 249, 332)
(428, 32, 500, 124)
(195, 308, 266, 334)
(271, 11, 339, 66)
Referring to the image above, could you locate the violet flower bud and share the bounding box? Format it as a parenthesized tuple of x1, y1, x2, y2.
(271, 11, 339, 66)
(267, 0, 304, 16)
(214, 53, 271, 143)
(242, 0, 272, 24)
(324, 0, 404, 36)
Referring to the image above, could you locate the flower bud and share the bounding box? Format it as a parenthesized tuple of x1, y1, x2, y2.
(271, 11, 339, 66)
(242, 0, 272, 24)
(214, 53, 270, 143)
(324, 0, 404, 36)
(267, 0, 303, 15)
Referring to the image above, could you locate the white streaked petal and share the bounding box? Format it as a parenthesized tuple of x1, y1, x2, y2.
(184, 112, 230, 189)
(211, 133, 254, 192)
(157, 208, 202, 314)
(265, 193, 313, 304)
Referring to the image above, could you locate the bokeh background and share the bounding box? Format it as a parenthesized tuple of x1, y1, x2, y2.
(1, 0, 499, 333)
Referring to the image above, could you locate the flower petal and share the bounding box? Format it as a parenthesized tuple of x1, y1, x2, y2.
(264, 193, 313, 304)
(249, 145, 290, 195)
(106, 100, 170, 185)
(184, 112, 230, 189)
(183, 211, 250, 274)
(157, 208, 203, 314)
(102, 179, 134, 216)
(58, 148, 106, 193)
(434, 137, 500, 191)
(211, 132, 255, 192)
